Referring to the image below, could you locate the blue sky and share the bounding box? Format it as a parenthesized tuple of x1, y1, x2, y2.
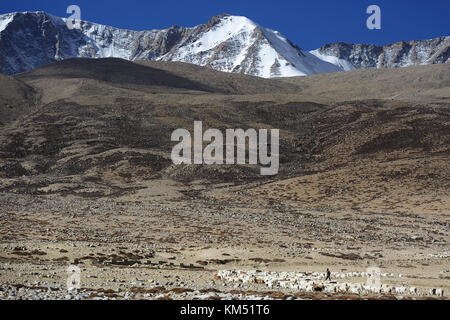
(1, 0, 449, 49)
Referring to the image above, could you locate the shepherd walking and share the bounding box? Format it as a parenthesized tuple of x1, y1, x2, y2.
(325, 268, 331, 281)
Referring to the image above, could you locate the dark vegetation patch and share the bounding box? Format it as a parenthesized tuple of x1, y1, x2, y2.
(319, 252, 362, 260)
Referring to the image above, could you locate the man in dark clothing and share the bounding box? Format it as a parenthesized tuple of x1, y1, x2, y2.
(325, 268, 331, 281)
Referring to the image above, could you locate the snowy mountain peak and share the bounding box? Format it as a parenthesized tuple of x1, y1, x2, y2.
(0, 11, 448, 77)
(207, 14, 256, 27)
(157, 13, 339, 77)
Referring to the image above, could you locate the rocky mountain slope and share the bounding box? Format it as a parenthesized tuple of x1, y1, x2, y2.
(0, 58, 448, 214)
(0, 74, 37, 124)
(310, 37, 449, 71)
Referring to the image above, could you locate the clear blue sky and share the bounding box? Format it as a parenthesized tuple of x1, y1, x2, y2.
(1, 0, 449, 49)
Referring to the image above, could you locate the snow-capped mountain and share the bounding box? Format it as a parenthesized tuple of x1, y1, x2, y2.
(0, 11, 339, 77)
(0, 11, 448, 78)
(310, 37, 449, 71)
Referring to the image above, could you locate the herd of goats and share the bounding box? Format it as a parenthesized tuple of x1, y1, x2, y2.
(216, 270, 445, 297)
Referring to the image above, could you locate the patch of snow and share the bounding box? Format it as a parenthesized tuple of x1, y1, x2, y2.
(309, 49, 355, 71)
(197, 16, 256, 53)
(0, 13, 15, 33)
(163, 15, 258, 74)
(262, 27, 341, 76)
(257, 41, 306, 78)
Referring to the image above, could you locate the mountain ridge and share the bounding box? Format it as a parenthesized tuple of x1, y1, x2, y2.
(0, 11, 448, 77)
(311, 37, 450, 71)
